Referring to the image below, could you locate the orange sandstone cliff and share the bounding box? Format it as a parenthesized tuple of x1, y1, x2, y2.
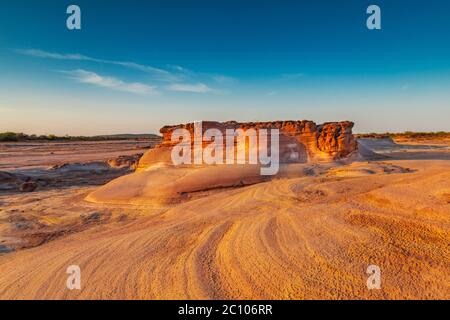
(87, 120, 358, 205)
(136, 120, 357, 171)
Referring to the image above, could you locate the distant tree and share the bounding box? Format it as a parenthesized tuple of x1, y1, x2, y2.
(0, 132, 19, 141)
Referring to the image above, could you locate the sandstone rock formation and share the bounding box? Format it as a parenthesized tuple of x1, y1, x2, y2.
(317, 121, 357, 158)
(86, 120, 358, 205)
(137, 120, 357, 171)
(107, 153, 143, 170)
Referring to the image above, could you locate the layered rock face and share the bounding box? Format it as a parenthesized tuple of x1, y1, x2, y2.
(107, 153, 143, 170)
(87, 120, 357, 205)
(317, 121, 358, 158)
(136, 120, 357, 171)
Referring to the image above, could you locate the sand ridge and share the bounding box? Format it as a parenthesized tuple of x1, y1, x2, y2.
(0, 158, 449, 299)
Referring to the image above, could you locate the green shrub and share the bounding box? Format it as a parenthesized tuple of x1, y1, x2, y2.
(0, 132, 20, 141)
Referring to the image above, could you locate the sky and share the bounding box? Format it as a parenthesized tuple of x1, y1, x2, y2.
(0, 0, 449, 135)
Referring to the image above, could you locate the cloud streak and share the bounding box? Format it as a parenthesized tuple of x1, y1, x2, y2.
(16, 49, 178, 82)
(15, 49, 92, 61)
(167, 83, 215, 93)
(61, 69, 157, 94)
(16, 48, 232, 94)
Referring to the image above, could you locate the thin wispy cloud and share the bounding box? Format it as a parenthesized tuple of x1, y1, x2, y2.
(15, 49, 92, 61)
(61, 69, 157, 94)
(167, 83, 215, 93)
(111, 61, 176, 81)
(16, 49, 178, 82)
(167, 64, 237, 85)
(210, 74, 237, 85)
(16, 48, 232, 94)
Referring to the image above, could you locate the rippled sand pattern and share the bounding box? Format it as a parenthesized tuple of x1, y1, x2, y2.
(0, 160, 449, 299)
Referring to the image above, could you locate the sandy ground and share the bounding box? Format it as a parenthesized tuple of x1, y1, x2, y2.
(0, 140, 157, 171)
(0, 139, 449, 299)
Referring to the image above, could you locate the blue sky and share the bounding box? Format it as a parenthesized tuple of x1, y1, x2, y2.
(0, 0, 449, 135)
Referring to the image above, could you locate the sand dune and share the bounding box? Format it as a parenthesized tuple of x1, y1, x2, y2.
(0, 158, 449, 299)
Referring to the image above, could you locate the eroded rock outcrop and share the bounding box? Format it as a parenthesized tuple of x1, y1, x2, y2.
(86, 120, 358, 205)
(317, 121, 357, 158)
(107, 153, 143, 170)
(137, 120, 357, 171)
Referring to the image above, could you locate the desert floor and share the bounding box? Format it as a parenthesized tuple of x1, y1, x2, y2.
(0, 139, 449, 299)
